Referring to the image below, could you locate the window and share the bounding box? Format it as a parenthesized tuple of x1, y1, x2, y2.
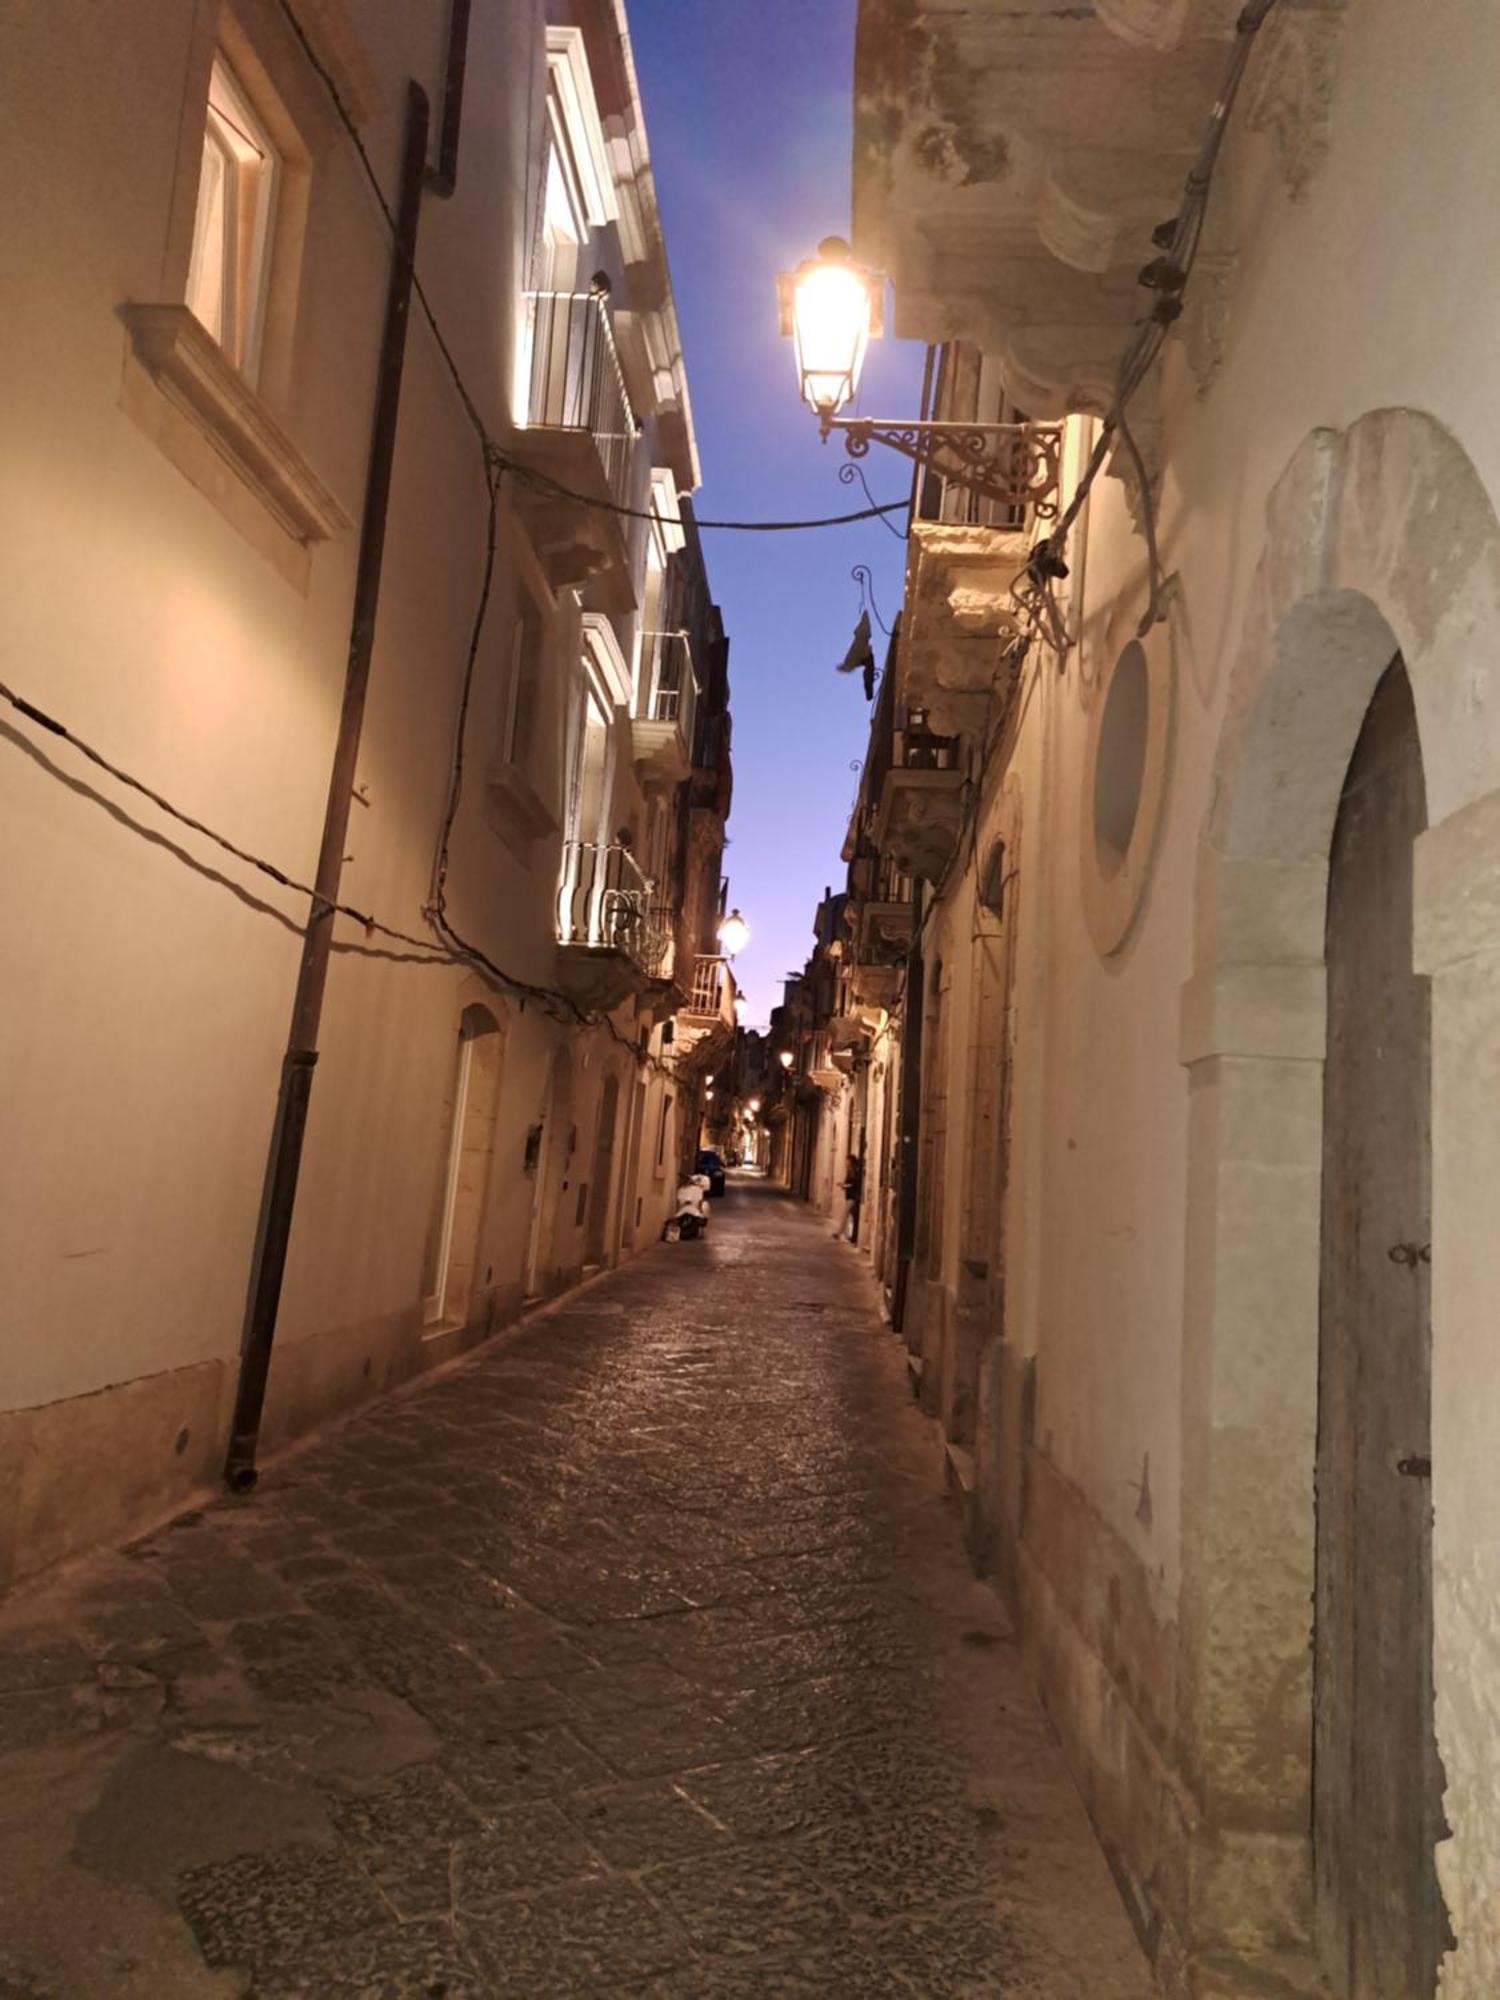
(186, 55, 280, 379)
(502, 599, 545, 771)
(537, 135, 585, 294)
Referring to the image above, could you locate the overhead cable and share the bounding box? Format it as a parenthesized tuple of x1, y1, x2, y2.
(277, 0, 905, 536)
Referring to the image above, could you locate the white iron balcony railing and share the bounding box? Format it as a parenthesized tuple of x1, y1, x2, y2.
(640, 630, 700, 751)
(556, 841, 668, 976)
(524, 289, 639, 512)
(684, 953, 735, 1025)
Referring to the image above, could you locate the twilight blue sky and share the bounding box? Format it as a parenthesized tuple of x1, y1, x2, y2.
(628, 0, 926, 1027)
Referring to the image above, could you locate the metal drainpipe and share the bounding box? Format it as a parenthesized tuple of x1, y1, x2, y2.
(890, 880, 927, 1336)
(426, 0, 471, 199)
(224, 80, 431, 1491)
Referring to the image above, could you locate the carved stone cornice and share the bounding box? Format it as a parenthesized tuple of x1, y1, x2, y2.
(903, 522, 1031, 736)
(1244, 2, 1348, 200)
(854, 0, 1346, 416)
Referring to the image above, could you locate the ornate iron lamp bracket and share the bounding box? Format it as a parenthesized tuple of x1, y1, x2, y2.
(821, 415, 1063, 521)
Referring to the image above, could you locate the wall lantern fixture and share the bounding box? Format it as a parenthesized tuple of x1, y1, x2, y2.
(718, 908, 750, 957)
(778, 1050, 795, 1071)
(777, 236, 1061, 517)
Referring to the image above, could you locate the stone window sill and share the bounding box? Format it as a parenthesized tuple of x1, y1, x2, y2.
(486, 763, 560, 858)
(120, 304, 350, 549)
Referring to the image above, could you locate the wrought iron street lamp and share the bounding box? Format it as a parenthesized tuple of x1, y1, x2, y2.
(718, 907, 750, 958)
(777, 236, 1061, 518)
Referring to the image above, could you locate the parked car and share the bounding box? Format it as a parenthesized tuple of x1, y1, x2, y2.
(695, 1149, 727, 1197)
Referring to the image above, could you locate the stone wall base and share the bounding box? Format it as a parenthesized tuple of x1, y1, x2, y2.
(0, 1360, 228, 1595)
(1, 1273, 549, 1599)
(962, 1392, 1326, 1999)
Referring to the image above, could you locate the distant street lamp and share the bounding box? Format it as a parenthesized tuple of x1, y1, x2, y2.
(778, 1049, 794, 1071)
(777, 236, 1061, 516)
(719, 907, 750, 958)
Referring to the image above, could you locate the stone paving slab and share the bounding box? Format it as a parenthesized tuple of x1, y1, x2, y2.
(0, 1180, 1155, 1997)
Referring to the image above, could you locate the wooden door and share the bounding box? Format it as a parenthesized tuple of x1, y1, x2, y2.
(1315, 654, 1448, 1998)
(585, 1075, 619, 1266)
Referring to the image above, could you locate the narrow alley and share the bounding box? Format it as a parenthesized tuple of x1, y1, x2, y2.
(0, 1181, 1149, 1999)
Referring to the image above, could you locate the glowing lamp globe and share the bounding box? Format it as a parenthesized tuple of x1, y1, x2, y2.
(718, 908, 750, 957)
(778, 1050, 794, 1070)
(777, 238, 883, 421)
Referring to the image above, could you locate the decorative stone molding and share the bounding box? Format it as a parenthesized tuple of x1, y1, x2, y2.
(903, 522, 1031, 737)
(121, 304, 349, 547)
(1104, 408, 1165, 539)
(1415, 785, 1500, 974)
(1245, 2, 1348, 200)
(873, 766, 966, 883)
(1080, 623, 1175, 955)
(1181, 249, 1235, 394)
(1181, 407, 1500, 1996)
(1097, 0, 1242, 53)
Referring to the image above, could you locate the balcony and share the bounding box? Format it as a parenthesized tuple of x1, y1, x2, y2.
(901, 515, 1041, 737)
(509, 290, 640, 609)
(871, 712, 965, 883)
(683, 954, 736, 1029)
(673, 953, 737, 1066)
(847, 887, 914, 1012)
(555, 841, 668, 1012)
(808, 1032, 844, 1092)
(632, 630, 699, 784)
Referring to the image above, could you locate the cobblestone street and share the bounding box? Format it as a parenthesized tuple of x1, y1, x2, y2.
(0, 1182, 1152, 1999)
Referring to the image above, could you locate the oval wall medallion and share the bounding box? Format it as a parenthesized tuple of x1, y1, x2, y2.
(1080, 625, 1174, 955)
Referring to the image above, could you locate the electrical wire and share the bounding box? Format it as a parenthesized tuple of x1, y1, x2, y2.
(1014, 0, 1279, 656)
(0, 668, 685, 1073)
(277, 0, 906, 537)
(428, 446, 502, 923)
(1, 674, 448, 960)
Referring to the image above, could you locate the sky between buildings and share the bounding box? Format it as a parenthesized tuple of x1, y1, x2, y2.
(628, 0, 927, 1028)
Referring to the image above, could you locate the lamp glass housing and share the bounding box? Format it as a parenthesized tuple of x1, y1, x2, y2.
(779, 240, 882, 418)
(718, 908, 750, 957)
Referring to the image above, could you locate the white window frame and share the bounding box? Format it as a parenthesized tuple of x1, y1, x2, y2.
(545, 27, 618, 232)
(186, 52, 281, 381)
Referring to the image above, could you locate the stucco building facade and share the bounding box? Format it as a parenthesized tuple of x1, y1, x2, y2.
(0, 0, 735, 1589)
(785, 4, 1500, 1996)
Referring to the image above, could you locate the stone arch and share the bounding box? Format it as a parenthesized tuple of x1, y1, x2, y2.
(1178, 409, 1500, 1993)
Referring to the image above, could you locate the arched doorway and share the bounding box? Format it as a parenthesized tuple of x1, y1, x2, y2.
(1177, 409, 1500, 1990)
(1316, 656, 1446, 1997)
(585, 1073, 620, 1268)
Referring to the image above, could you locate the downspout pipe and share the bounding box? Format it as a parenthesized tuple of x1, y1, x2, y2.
(225, 80, 431, 1490)
(890, 880, 927, 1336)
(426, 0, 471, 198)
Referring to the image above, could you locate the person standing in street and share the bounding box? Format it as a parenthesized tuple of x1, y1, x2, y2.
(840, 1152, 864, 1243)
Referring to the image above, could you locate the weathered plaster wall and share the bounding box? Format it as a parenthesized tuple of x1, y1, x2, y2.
(863, 1, 1500, 1989)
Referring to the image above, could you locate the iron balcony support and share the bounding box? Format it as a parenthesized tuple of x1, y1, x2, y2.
(820, 416, 1064, 520)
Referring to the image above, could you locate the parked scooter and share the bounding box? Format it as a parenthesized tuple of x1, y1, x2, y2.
(662, 1173, 712, 1242)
